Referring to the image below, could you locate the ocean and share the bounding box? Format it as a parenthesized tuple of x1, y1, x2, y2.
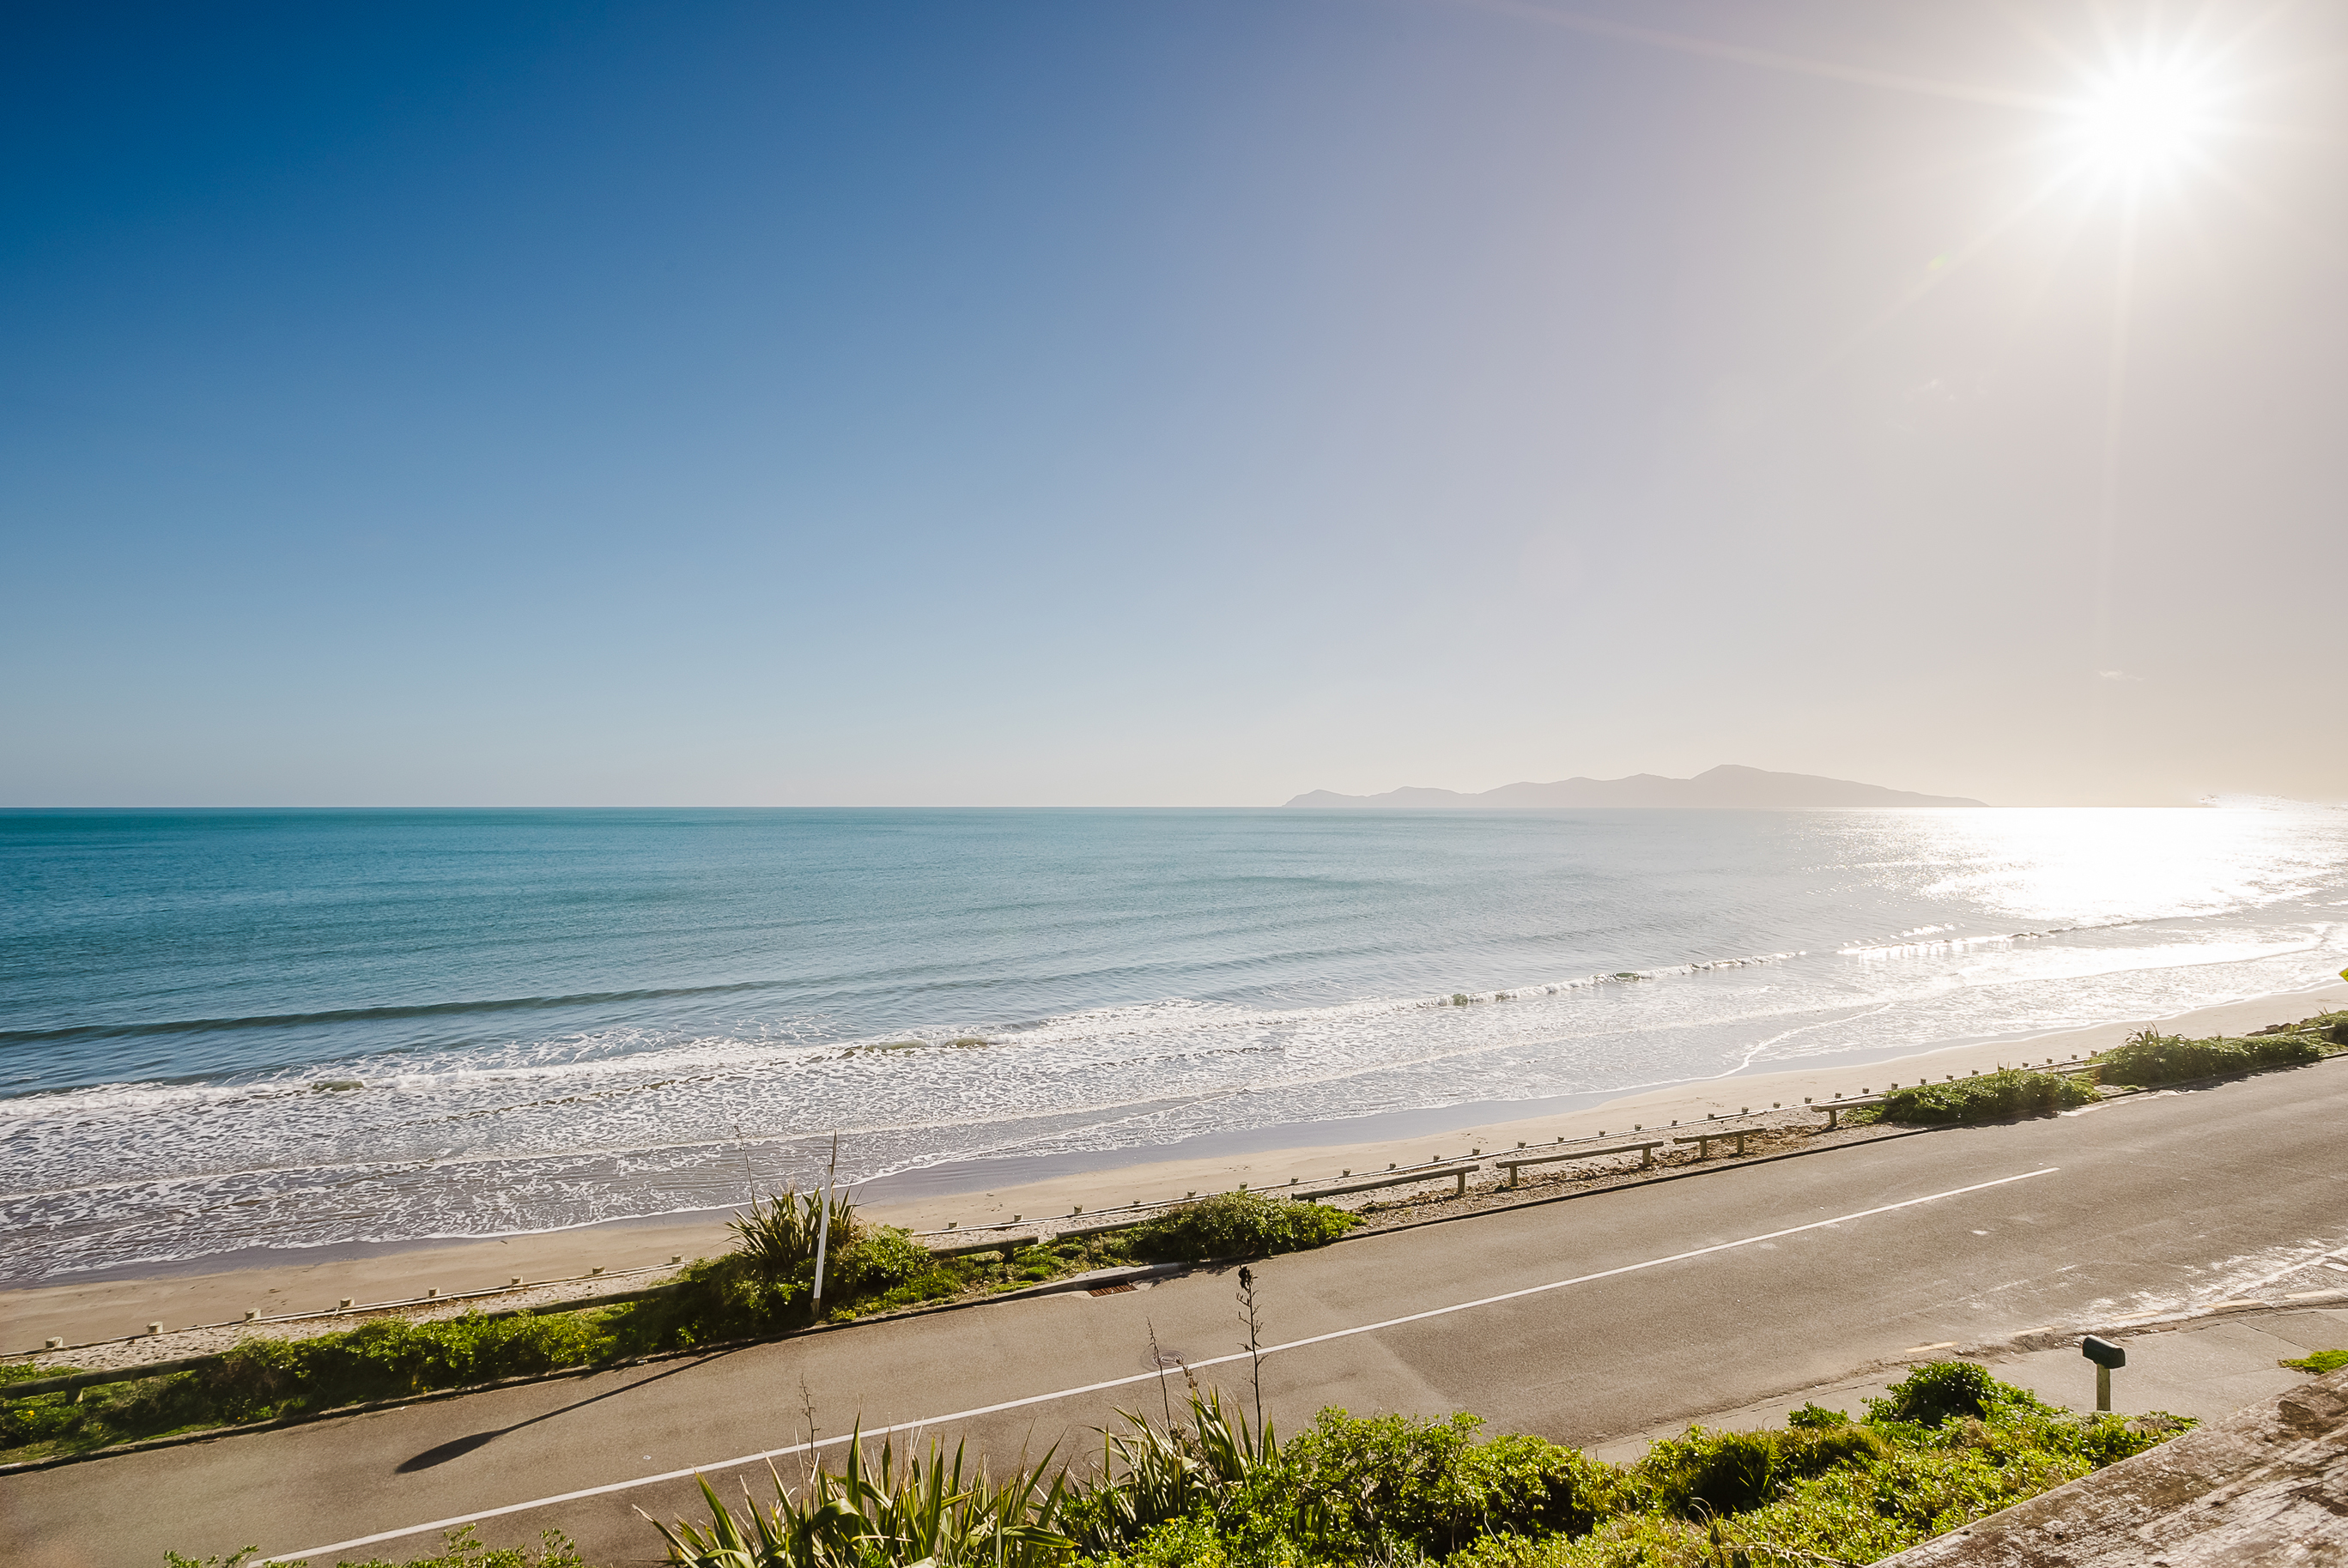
(3, 806, 2344, 1284)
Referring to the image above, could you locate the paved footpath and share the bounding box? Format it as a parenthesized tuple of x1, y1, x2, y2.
(6, 1059, 2346, 1568)
(1589, 1305, 2348, 1462)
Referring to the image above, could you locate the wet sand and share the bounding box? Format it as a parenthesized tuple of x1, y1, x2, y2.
(7, 981, 2339, 1358)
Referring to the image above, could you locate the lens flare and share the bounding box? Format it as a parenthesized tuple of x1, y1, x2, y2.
(2069, 61, 2213, 185)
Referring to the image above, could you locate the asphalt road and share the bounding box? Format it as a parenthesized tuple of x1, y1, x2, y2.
(9, 1058, 2345, 1568)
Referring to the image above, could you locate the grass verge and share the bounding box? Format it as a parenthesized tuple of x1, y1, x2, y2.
(1, 1190, 1356, 1466)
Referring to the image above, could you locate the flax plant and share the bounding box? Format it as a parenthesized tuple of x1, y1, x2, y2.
(1067, 1389, 1278, 1555)
(646, 1427, 1073, 1568)
(731, 1187, 859, 1280)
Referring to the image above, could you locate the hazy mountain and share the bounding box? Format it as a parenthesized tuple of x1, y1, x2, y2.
(1284, 764, 1987, 809)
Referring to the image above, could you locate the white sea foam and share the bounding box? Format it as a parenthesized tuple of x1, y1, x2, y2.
(4, 806, 2345, 1280)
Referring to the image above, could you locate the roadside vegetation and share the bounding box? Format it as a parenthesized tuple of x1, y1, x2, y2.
(167, 1528, 588, 1568)
(2094, 1024, 2326, 1087)
(0, 1190, 1357, 1465)
(242, 1361, 2188, 1568)
(1878, 1068, 2094, 1125)
(1874, 1009, 2345, 1127)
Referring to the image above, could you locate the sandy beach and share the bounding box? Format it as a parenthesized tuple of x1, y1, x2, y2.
(7, 980, 2340, 1359)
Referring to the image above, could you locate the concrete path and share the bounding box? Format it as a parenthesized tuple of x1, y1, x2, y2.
(1589, 1306, 2348, 1462)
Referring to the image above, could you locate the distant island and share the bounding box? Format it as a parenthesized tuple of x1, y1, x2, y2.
(1284, 764, 1987, 809)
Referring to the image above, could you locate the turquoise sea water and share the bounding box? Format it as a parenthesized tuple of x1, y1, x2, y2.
(3, 807, 2345, 1281)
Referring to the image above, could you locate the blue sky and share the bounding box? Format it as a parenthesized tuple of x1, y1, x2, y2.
(5, 2, 2343, 806)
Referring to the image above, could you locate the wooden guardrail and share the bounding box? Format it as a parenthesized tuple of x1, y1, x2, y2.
(1302, 1159, 1485, 1201)
(14, 1258, 688, 1359)
(1674, 1129, 1755, 1159)
(1496, 1141, 1665, 1186)
(913, 1163, 1491, 1251)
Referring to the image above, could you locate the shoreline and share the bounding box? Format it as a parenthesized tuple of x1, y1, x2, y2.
(6, 979, 2341, 1353)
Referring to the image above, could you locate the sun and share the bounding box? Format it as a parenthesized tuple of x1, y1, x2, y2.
(2066, 59, 2215, 187)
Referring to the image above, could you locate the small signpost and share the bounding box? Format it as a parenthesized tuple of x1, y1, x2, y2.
(2081, 1334, 2126, 1412)
(812, 1130, 840, 1312)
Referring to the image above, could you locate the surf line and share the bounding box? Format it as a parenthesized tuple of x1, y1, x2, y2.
(265, 1165, 2060, 1564)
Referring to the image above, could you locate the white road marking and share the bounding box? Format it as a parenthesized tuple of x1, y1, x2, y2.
(263, 1165, 2060, 1564)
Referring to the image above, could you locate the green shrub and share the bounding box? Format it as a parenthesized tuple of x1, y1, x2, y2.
(1776, 1420, 1888, 1474)
(1783, 1402, 1847, 1430)
(606, 1254, 806, 1353)
(1123, 1191, 1360, 1262)
(1272, 1408, 1610, 1559)
(1868, 1360, 1995, 1427)
(826, 1226, 931, 1294)
(2283, 1348, 2348, 1373)
(2096, 1029, 2321, 1087)
(1878, 1069, 2092, 1125)
(1630, 1427, 1781, 1518)
(1441, 1366, 2186, 1568)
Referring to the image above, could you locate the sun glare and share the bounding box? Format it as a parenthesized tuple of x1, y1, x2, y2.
(2067, 60, 2214, 187)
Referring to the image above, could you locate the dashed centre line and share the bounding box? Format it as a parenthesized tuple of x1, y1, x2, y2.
(265, 1165, 2060, 1565)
